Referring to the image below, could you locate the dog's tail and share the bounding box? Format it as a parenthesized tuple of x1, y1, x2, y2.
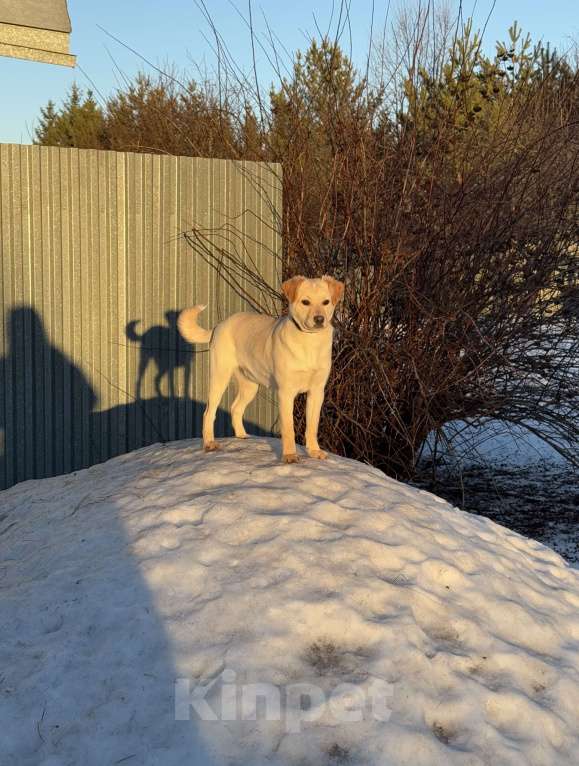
(125, 320, 143, 342)
(177, 305, 212, 344)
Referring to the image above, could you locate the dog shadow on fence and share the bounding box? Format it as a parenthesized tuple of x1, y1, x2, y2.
(0, 306, 270, 491)
(125, 311, 194, 401)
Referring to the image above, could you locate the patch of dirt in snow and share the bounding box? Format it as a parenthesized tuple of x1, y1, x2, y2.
(414, 462, 579, 566)
(1, 437, 579, 766)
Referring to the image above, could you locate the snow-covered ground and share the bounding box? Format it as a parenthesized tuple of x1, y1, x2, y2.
(2, 437, 579, 766)
(423, 418, 572, 467)
(419, 419, 579, 565)
(414, 461, 579, 566)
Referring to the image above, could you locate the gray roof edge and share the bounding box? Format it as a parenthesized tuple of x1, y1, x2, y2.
(0, 0, 72, 34)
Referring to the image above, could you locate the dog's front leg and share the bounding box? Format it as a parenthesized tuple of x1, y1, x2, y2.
(279, 387, 299, 463)
(305, 386, 327, 459)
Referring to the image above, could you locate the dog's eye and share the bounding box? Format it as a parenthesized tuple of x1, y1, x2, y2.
(322, 299, 330, 305)
(301, 299, 311, 306)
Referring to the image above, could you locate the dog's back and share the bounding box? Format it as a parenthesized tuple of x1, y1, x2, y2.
(210, 312, 279, 387)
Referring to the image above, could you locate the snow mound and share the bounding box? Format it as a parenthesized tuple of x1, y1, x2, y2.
(2, 437, 579, 766)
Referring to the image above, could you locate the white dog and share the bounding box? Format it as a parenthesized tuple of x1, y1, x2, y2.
(177, 275, 344, 462)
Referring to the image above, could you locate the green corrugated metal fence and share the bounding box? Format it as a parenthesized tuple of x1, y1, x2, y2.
(0, 144, 282, 490)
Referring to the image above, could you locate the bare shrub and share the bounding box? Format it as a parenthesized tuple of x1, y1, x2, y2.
(184, 6, 579, 477)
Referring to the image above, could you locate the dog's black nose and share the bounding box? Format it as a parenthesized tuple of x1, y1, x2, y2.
(313, 315, 325, 326)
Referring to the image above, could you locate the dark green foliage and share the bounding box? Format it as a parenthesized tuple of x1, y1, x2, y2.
(35, 84, 105, 149)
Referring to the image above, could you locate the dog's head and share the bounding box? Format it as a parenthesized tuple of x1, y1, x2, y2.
(281, 275, 344, 332)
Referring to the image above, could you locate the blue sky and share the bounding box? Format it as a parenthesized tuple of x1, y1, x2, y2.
(1, 0, 578, 144)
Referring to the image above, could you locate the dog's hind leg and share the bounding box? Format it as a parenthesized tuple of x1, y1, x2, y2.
(203, 349, 234, 451)
(231, 370, 258, 439)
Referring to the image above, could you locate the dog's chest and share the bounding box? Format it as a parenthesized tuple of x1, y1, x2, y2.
(289, 344, 327, 373)
(282, 340, 331, 390)
(270, 321, 333, 391)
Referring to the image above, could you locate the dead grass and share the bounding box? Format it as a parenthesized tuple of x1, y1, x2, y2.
(305, 639, 345, 676)
(327, 743, 350, 763)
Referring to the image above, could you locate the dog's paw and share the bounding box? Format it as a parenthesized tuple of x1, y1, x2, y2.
(282, 453, 300, 464)
(307, 449, 328, 460)
(235, 434, 249, 439)
(204, 441, 220, 452)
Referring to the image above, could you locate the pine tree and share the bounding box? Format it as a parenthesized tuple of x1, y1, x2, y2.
(34, 84, 106, 148)
(35, 100, 60, 145)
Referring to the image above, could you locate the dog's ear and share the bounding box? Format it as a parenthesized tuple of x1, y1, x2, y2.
(322, 275, 345, 304)
(282, 275, 306, 303)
